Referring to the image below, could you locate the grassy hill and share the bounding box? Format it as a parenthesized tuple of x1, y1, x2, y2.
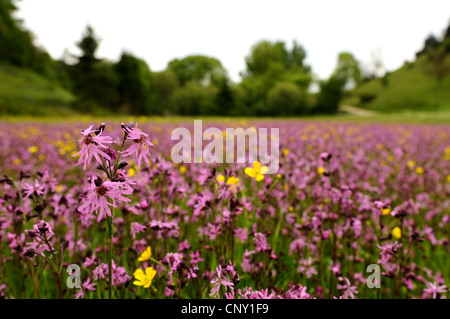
(0, 63, 76, 116)
(342, 55, 450, 112)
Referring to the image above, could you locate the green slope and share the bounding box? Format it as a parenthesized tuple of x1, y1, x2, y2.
(0, 63, 75, 116)
(343, 55, 450, 112)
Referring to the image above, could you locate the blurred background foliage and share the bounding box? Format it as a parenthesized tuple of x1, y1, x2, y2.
(1, 0, 450, 116)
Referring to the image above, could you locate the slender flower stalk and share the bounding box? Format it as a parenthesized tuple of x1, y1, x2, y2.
(73, 123, 151, 299)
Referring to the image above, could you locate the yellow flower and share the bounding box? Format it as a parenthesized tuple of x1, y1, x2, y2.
(282, 148, 290, 156)
(407, 160, 415, 168)
(28, 146, 39, 153)
(392, 227, 402, 239)
(179, 165, 187, 174)
(447, 175, 450, 183)
(138, 246, 152, 262)
(226, 176, 239, 188)
(276, 174, 282, 179)
(217, 175, 239, 189)
(38, 154, 46, 160)
(317, 167, 326, 175)
(13, 158, 21, 165)
(127, 168, 136, 178)
(133, 267, 156, 288)
(415, 167, 424, 174)
(381, 208, 391, 216)
(245, 162, 268, 182)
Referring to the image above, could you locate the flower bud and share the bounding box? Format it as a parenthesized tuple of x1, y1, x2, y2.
(118, 161, 128, 169)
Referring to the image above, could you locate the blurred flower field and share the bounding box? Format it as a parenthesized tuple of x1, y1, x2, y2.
(0, 119, 449, 299)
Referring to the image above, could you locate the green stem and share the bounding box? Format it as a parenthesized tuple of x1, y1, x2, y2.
(56, 271, 63, 299)
(28, 260, 40, 298)
(106, 214, 114, 299)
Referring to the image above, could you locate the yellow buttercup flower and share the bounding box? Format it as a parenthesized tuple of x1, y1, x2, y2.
(392, 227, 402, 239)
(133, 267, 156, 288)
(226, 176, 239, 188)
(283, 148, 290, 156)
(138, 246, 152, 262)
(245, 162, 268, 182)
(127, 168, 136, 178)
(415, 167, 424, 174)
(13, 158, 21, 165)
(217, 175, 239, 189)
(28, 146, 39, 153)
(179, 165, 187, 174)
(407, 160, 415, 168)
(381, 208, 391, 216)
(317, 167, 326, 175)
(447, 175, 450, 183)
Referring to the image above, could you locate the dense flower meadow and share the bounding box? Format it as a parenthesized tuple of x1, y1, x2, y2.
(0, 119, 449, 299)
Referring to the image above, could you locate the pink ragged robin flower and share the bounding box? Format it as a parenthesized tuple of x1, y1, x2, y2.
(73, 124, 115, 170)
(78, 176, 133, 222)
(423, 281, 448, 299)
(22, 180, 45, 198)
(121, 123, 154, 168)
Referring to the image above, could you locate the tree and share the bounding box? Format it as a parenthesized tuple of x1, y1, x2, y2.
(416, 35, 441, 58)
(333, 52, 362, 89)
(267, 82, 308, 116)
(244, 41, 287, 77)
(70, 25, 119, 112)
(149, 70, 180, 115)
(243, 40, 310, 78)
(214, 79, 235, 115)
(170, 82, 218, 115)
(77, 25, 99, 67)
(0, 0, 53, 75)
(422, 46, 450, 83)
(115, 52, 153, 114)
(239, 40, 312, 115)
(168, 55, 228, 87)
(315, 76, 346, 114)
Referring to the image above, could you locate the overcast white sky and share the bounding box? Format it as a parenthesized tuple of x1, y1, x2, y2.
(15, 0, 450, 83)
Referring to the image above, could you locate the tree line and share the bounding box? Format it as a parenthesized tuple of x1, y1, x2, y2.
(1, 0, 449, 116)
(66, 26, 361, 116)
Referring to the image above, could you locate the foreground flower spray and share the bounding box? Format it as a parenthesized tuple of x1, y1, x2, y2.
(74, 122, 152, 298)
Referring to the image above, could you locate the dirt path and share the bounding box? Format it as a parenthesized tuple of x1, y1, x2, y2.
(340, 105, 378, 117)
